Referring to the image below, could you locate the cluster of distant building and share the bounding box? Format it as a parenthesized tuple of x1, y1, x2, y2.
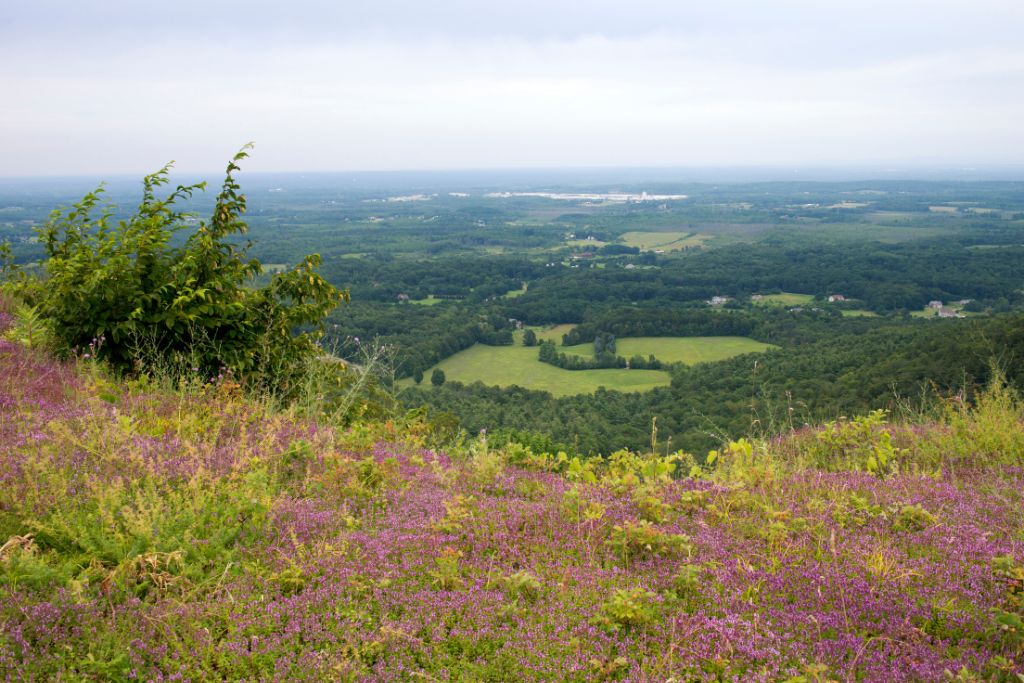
(707, 294, 972, 317)
(927, 300, 970, 318)
(485, 191, 687, 202)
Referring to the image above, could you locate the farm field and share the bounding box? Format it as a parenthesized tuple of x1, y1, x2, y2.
(617, 231, 708, 251)
(400, 343, 671, 396)
(865, 210, 917, 223)
(841, 309, 880, 317)
(752, 292, 815, 306)
(561, 336, 775, 365)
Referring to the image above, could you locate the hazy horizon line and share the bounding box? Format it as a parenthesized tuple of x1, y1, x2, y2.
(4, 161, 1024, 183)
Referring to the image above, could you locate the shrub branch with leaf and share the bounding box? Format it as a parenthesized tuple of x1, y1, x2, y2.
(5, 145, 347, 394)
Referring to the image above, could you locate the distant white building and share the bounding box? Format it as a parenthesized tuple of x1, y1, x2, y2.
(828, 294, 846, 302)
(708, 296, 731, 306)
(928, 300, 943, 309)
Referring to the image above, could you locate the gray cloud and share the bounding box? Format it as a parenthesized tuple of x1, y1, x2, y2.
(2, 1, 1022, 175)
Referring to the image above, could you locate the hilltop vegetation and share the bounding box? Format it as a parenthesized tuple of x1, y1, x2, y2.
(2, 309, 1023, 681)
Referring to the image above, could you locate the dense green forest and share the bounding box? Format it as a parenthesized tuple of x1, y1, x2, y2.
(501, 241, 1024, 316)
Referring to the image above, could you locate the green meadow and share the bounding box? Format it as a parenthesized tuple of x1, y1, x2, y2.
(402, 343, 671, 396)
(405, 335, 774, 396)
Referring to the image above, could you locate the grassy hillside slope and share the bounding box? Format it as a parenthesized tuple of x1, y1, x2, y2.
(1, 316, 1023, 681)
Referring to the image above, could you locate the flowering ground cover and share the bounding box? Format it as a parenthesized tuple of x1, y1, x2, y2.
(1, 324, 1023, 681)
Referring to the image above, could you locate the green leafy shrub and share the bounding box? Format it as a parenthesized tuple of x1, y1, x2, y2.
(1, 303, 54, 351)
(809, 410, 902, 476)
(486, 570, 543, 603)
(832, 492, 885, 528)
(269, 564, 308, 596)
(468, 434, 507, 492)
(891, 503, 938, 533)
(6, 146, 346, 395)
(704, 438, 779, 484)
(429, 547, 465, 590)
(993, 555, 1024, 611)
(675, 489, 708, 515)
(604, 448, 680, 489)
(634, 489, 671, 524)
(605, 519, 692, 565)
(432, 494, 477, 534)
(991, 555, 1024, 655)
(593, 587, 661, 632)
(562, 486, 606, 524)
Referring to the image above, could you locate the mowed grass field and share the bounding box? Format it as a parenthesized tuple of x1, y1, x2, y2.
(617, 231, 709, 251)
(402, 344, 671, 396)
(404, 335, 774, 396)
(560, 336, 775, 364)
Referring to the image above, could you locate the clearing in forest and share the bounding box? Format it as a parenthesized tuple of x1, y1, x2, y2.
(405, 344, 670, 396)
(617, 231, 709, 251)
(560, 336, 775, 364)
(751, 292, 815, 306)
(405, 335, 774, 395)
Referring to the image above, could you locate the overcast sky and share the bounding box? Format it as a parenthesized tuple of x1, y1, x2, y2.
(2, 0, 1023, 176)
